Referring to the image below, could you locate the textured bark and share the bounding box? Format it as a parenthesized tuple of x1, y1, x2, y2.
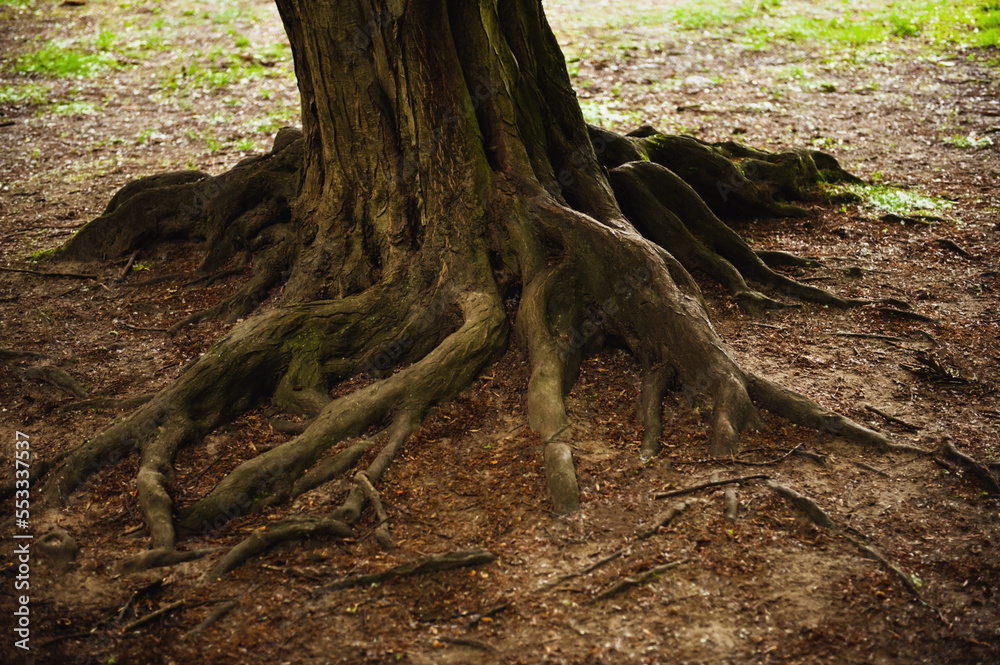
(35, 0, 920, 576)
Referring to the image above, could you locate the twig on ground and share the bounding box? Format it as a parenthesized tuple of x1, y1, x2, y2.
(539, 550, 623, 592)
(589, 560, 687, 603)
(0, 266, 97, 279)
(637, 501, 689, 540)
(852, 461, 890, 477)
(654, 475, 768, 499)
(118, 251, 138, 282)
(320, 549, 496, 592)
(183, 600, 238, 639)
(865, 404, 921, 431)
(122, 600, 185, 633)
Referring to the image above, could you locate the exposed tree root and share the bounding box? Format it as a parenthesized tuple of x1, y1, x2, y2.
(865, 404, 922, 432)
(22, 364, 88, 399)
(354, 471, 393, 549)
(0, 348, 47, 361)
(204, 516, 352, 583)
(724, 487, 739, 524)
(117, 547, 218, 575)
(939, 436, 1000, 493)
(745, 374, 930, 454)
(638, 365, 672, 460)
(291, 440, 371, 498)
(319, 549, 496, 593)
(31, 3, 932, 575)
(765, 480, 835, 529)
(765, 479, 942, 617)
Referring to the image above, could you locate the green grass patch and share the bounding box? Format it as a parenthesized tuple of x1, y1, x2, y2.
(836, 182, 953, 217)
(11, 40, 120, 78)
(26, 246, 61, 265)
(548, 0, 1000, 58)
(0, 82, 50, 104)
(579, 99, 645, 130)
(48, 100, 98, 115)
(943, 132, 995, 149)
(974, 2, 1000, 46)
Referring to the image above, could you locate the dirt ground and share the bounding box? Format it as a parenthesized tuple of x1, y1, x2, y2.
(1, 1, 998, 664)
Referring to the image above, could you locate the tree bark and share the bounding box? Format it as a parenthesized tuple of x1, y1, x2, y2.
(33, 0, 920, 573)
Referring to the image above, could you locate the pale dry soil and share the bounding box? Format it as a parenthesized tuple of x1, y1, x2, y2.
(1, 1, 998, 664)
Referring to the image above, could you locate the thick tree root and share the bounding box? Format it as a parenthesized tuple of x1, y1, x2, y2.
(765, 480, 835, 529)
(593, 125, 861, 219)
(638, 366, 672, 460)
(291, 440, 372, 498)
(608, 160, 865, 313)
(745, 374, 930, 454)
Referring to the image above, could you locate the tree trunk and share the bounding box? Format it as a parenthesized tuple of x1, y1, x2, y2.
(33, 0, 920, 574)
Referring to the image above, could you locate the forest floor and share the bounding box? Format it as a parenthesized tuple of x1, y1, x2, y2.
(1, 0, 998, 663)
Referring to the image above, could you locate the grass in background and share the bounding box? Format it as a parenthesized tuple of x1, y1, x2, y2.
(548, 0, 1000, 57)
(11, 40, 120, 78)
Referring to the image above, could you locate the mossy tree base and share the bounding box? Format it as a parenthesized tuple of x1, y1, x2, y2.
(36, 0, 923, 578)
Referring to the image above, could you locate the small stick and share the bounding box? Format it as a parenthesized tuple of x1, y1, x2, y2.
(118, 251, 138, 282)
(865, 404, 921, 431)
(936, 238, 972, 258)
(122, 600, 185, 633)
(0, 266, 97, 279)
(539, 550, 623, 592)
(654, 474, 768, 499)
(852, 460, 890, 478)
(832, 331, 906, 342)
(637, 501, 689, 540)
(589, 560, 687, 603)
(183, 600, 237, 639)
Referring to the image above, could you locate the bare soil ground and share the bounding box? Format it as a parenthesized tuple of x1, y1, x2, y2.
(1, 1, 998, 664)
